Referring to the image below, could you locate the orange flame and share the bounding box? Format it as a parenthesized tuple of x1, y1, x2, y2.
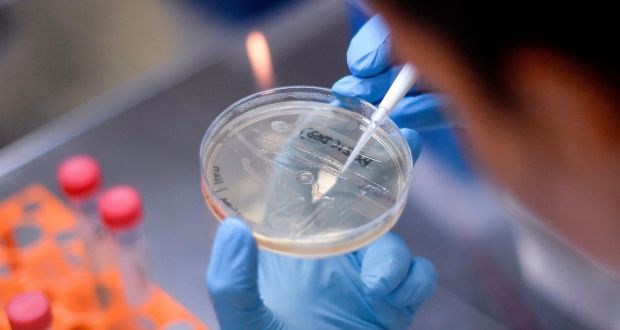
(246, 30, 275, 90)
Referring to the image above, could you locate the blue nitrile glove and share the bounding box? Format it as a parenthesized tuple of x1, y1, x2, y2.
(332, 15, 450, 161)
(207, 218, 437, 330)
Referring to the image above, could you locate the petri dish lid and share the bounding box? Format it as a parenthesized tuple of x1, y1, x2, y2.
(200, 86, 412, 257)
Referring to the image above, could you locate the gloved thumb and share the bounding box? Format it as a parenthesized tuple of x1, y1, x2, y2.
(348, 15, 391, 77)
(355, 232, 437, 308)
(355, 232, 411, 298)
(206, 218, 285, 330)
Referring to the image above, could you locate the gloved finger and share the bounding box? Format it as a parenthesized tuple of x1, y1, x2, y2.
(399, 128, 422, 163)
(347, 15, 392, 77)
(390, 94, 448, 131)
(355, 232, 411, 298)
(206, 218, 284, 330)
(387, 257, 437, 308)
(332, 67, 400, 103)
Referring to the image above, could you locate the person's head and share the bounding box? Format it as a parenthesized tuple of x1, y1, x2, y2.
(374, 1, 620, 274)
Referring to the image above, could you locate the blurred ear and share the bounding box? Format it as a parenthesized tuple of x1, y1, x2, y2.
(507, 49, 620, 158)
(506, 49, 620, 181)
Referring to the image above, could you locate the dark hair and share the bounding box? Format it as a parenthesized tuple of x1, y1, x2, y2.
(384, 1, 619, 97)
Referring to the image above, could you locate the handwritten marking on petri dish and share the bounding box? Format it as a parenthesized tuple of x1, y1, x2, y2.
(299, 128, 373, 167)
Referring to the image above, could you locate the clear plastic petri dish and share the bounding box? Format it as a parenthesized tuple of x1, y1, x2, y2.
(200, 86, 412, 257)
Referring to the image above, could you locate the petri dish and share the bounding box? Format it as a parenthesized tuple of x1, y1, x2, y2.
(200, 86, 412, 257)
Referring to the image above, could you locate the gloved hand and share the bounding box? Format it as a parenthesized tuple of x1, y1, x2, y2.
(207, 218, 436, 330)
(332, 15, 449, 161)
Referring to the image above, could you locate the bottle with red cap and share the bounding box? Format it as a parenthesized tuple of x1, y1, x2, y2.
(58, 155, 110, 274)
(6, 291, 52, 330)
(99, 185, 151, 306)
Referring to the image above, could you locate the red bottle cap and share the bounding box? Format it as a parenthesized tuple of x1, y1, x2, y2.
(99, 185, 143, 231)
(58, 155, 102, 199)
(6, 291, 52, 330)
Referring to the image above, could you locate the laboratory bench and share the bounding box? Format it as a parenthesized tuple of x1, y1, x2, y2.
(0, 1, 601, 329)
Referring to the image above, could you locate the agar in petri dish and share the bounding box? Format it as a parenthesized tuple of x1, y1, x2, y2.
(200, 87, 412, 256)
